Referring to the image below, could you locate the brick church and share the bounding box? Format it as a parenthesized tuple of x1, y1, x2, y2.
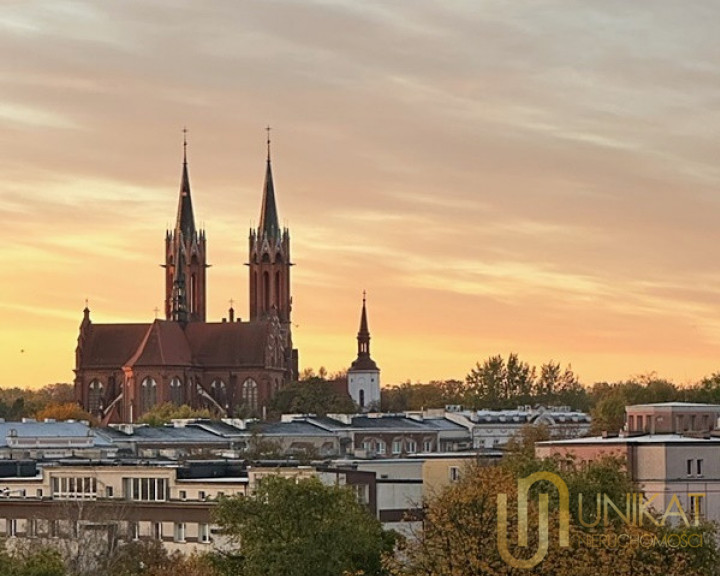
(74, 135, 298, 423)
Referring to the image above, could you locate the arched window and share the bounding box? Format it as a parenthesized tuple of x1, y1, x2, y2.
(211, 379, 227, 406)
(88, 380, 104, 413)
(242, 378, 258, 411)
(169, 377, 183, 405)
(140, 377, 157, 413)
(358, 389, 365, 408)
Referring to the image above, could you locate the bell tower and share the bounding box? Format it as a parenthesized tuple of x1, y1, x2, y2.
(248, 129, 296, 378)
(164, 130, 207, 322)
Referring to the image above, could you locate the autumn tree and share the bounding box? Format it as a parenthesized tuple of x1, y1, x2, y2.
(388, 458, 719, 576)
(136, 403, 213, 426)
(213, 476, 393, 576)
(35, 403, 97, 425)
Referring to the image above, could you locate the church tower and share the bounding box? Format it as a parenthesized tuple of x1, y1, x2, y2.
(348, 292, 381, 410)
(248, 131, 296, 379)
(164, 132, 207, 322)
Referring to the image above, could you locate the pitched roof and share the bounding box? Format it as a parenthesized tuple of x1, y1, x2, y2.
(80, 324, 150, 368)
(184, 321, 269, 367)
(124, 320, 192, 368)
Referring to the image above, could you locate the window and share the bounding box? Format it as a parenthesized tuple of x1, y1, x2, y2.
(124, 478, 167, 502)
(423, 440, 433, 453)
(88, 380, 104, 413)
(199, 523, 210, 544)
(50, 520, 59, 538)
(154, 522, 163, 540)
(242, 378, 258, 411)
(376, 441, 386, 455)
(637, 415, 643, 431)
(36, 489, 43, 499)
(174, 523, 186, 542)
(169, 377, 183, 405)
(359, 389, 365, 408)
(687, 459, 693, 476)
(106, 486, 113, 498)
(362, 439, 373, 453)
(351, 484, 370, 505)
(129, 522, 139, 541)
(179, 490, 187, 501)
(406, 440, 417, 453)
(140, 377, 158, 413)
(52, 476, 97, 500)
(449, 466, 461, 483)
(697, 459, 704, 476)
(198, 491, 206, 501)
(27, 519, 36, 538)
(392, 440, 402, 455)
(7, 519, 16, 537)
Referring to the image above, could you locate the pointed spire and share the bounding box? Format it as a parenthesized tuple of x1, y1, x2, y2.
(176, 127, 196, 240)
(358, 290, 369, 337)
(258, 126, 280, 237)
(351, 291, 378, 370)
(357, 291, 371, 356)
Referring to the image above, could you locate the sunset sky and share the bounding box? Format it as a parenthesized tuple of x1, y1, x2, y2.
(3, 1, 720, 389)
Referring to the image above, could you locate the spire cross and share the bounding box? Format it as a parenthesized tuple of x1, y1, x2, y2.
(266, 125, 271, 160)
(363, 290, 366, 304)
(84, 298, 89, 308)
(229, 298, 234, 309)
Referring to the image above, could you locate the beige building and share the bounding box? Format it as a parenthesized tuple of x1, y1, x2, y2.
(625, 402, 720, 434)
(534, 402, 720, 526)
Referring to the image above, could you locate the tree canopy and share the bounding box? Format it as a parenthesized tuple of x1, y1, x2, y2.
(213, 476, 393, 576)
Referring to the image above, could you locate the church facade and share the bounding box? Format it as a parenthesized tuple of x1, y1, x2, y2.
(74, 138, 298, 423)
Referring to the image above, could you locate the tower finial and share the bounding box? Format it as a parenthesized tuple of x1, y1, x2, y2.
(363, 290, 366, 304)
(182, 127, 188, 164)
(266, 125, 271, 161)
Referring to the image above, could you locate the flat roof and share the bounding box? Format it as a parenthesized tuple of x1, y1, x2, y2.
(538, 434, 720, 445)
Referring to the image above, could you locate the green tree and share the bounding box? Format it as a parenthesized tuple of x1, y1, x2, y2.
(0, 546, 65, 576)
(213, 476, 392, 576)
(268, 379, 356, 418)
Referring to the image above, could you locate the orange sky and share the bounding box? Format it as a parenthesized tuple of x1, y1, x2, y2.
(3, 1, 720, 389)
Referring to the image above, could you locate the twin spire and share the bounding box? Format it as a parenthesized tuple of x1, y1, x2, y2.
(170, 128, 283, 324)
(258, 125, 280, 237)
(176, 128, 196, 241)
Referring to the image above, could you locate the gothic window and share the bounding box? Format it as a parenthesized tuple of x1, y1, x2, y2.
(169, 377, 183, 405)
(140, 377, 157, 413)
(275, 252, 283, 263)
(242, 378, 258, 411)
(210, 379, 227, 405)
(88, 380, 103, 413)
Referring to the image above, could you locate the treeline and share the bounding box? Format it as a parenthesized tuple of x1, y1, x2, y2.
(0, 383, 94, 422)
(381, 353, 720, 434)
